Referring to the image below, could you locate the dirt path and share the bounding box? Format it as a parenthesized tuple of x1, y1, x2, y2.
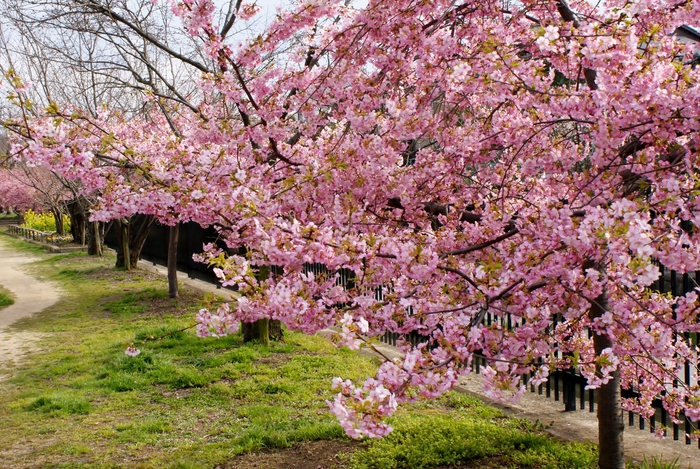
(0, 236, 60, 373)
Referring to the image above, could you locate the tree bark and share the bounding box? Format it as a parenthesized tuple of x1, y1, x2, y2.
(242, 319, 283, 343)
(87, 221, 103, 256)
(113, 215, 155, 269)
(128, 214, 155, 269)
(269, 320, 283, 341)
(67, 198, 88, 245)
(241, 265, 283, 343)
(589, 288, 625, 469)
(258, 318, 270, 347)
(167, 223, 179, 298)
(118, 218, 131, 270)
(52, 207, 65, 235)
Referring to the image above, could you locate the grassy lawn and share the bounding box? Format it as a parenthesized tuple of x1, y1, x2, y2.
(0, 233, 600, 469)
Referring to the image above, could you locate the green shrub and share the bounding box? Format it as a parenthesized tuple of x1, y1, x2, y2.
(350, 412, 597, 469)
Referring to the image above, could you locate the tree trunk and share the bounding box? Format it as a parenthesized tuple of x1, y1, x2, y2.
(52, 207, 65, 235)
(87, 221, 103, 256)
(589, 288, 625, 469)
(241, 265, 283, 343)
(269, 320, 283, 341)
(258, 318, 270, 346)
(118, 218, 131, 270)
(168, 224, 179, 298)
(80, 217, 86, 246)
(242, 320, 282, 343)
(128, 214, 155, 269)
(67, 198, 87, 245)
(113, 215, 155, 270)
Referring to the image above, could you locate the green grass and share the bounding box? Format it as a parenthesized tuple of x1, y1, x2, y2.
(0, 286, 14, 309)
(0, 230, 51, 254)
(0, 232, 603, 469)
(0, 239, 373, 468)
(24, 394, 92, 416)
(349, 393, 596, 469)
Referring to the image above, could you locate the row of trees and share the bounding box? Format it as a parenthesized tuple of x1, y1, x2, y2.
(0, 153, 108, 250)
(0, 0, 221, 278)
(3, 1, 700, 468)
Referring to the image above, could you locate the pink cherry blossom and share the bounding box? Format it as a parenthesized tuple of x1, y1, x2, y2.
(7, 0, 700, 464)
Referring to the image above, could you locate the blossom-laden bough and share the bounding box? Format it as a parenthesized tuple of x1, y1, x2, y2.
(7, 0, 700, 467)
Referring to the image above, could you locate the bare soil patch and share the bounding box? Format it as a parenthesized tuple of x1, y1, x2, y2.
(145, 290, 202, 316)
(0, 330, 46, 380)
(221, 440, 360, 469)
(254, 352, 294, 367)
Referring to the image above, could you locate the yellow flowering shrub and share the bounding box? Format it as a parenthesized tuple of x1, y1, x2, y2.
(22, 209, 71, 233)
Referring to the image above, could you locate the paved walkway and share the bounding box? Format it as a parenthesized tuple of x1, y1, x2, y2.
(0, 236, 61, 374)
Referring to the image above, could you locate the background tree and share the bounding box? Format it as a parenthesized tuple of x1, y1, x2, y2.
(1, 0, 210, 286)
(1, 0, 297, 308)
(0, 165, 37, 216)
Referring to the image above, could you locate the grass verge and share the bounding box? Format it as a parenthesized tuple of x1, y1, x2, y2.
(0, 233, 602, 468)
(0, 285, 14, 309)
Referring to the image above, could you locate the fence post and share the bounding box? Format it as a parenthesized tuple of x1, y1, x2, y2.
(564, 369, 577, 411)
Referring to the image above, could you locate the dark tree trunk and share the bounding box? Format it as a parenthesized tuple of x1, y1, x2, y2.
(67, 198, 88, 245)
(269, 320, 283, 341)
(168, 224, 179, 298)
(241, 263, 283, 343)
(87, 221, 104, 256)
(242, 319, 283, 343)
(52, 207, 65, 235)
(114, 215, 154, 269)
(589, 288, 625, 469)
(116, 218, 131, 270)
(242, 321, 257, 343)
(129, 214, 155, 269)
(242, 319, 273, 345)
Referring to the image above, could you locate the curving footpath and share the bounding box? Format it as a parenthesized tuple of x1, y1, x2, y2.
(0, 236, 60, 373)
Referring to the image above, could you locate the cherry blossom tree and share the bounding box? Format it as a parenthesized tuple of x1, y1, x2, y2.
(0, 0, 210, 282)
(7, 0, 700, 468)
(0, 165, 37, 214)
